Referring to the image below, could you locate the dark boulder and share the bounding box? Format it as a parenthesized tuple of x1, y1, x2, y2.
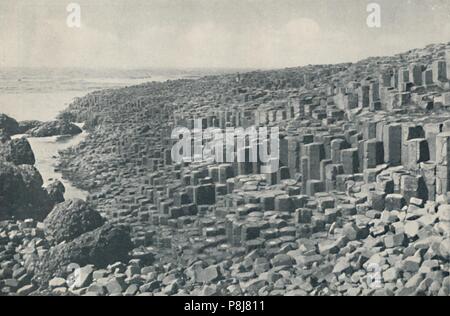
(29, 120, 82, 137)
(18, 120, 42, 134)
(45, 180, 66, 205)
(43, 199, 104, 243)
(0, 137, 35, 165)
(0, 129, 10, 142)
(0, 161, 52, 221)
(35, 224, 133, 284)
(0, 114, 19, 136)
(10, 138, 35, 165)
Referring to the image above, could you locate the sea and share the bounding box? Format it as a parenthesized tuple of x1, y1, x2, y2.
(0, 68, 204, 200)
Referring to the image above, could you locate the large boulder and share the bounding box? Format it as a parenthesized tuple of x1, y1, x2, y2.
(35, 224, 133, 284)
(29, 120, 82, 137)
(0, 129, 10, 142)
(18, 120, 42, 134)
(10, 138, 35, 165)
(0, 114, 19, 136)
(45, 180, 66, 205)
(0, 137, 35, 165)
(44, 199, 104, 243)
(0, 161, 52, 220)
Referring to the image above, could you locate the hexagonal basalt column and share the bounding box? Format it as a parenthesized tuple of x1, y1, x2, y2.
(436, 132, 450, 195)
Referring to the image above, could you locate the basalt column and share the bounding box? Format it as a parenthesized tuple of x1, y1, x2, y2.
(304, 143, 325, 180)
(436, 132, 450, 197)
(383, 124, 402, 166)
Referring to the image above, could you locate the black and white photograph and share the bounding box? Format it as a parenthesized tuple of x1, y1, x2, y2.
(0, 0, 449, 299)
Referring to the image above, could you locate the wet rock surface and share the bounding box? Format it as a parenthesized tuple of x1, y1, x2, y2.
(45, 181, 66, 205)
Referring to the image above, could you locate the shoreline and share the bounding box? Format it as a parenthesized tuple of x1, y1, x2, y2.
(11, 123, 90, 201)
(1, 73, 194, 203)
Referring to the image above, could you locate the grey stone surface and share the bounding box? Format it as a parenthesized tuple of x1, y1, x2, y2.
(43, 199, 104, 243)
(29, 120, 82, 137)
(3, 41, 450, 297)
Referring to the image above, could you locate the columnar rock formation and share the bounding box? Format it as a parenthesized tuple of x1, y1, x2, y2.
(2, 42, 450, 296)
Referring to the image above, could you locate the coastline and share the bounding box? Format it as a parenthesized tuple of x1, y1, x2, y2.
(50, 42, 450, 297)
(54, 76, 196, 198)
(10, 120, 91, 201)
(1, 72, 195, 203)
(2, 43, 450, 296)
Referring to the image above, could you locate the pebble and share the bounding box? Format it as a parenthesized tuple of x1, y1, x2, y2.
(105, 277, 127, 295)
(73, 265, 94, 289)
(49, 277, 67, 289)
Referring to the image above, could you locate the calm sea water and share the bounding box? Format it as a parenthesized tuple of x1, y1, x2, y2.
(1, 68, 193, 200)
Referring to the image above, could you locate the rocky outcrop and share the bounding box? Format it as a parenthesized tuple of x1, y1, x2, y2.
(5, 42, 450, 296)
(18, 120, 42, 134)
(0, 129, 10, 142)
(29, 120, 82, 137)
(10, 138, 36, 165)
(44, 199, 104, 243)
(35, 224, 133, 284)
(45, 180, 66, 205)
(0, 137, 36, 165)
(0, 161, 52, 221)
(0, 114, 19, 136)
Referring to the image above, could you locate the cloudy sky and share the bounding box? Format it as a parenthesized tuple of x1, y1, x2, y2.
(1, 0, 450, 69)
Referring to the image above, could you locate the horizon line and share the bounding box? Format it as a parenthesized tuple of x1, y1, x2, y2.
(2, 40, 450, 73)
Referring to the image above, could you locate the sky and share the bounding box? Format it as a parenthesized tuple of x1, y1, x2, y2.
(1, 0, 450, 69)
